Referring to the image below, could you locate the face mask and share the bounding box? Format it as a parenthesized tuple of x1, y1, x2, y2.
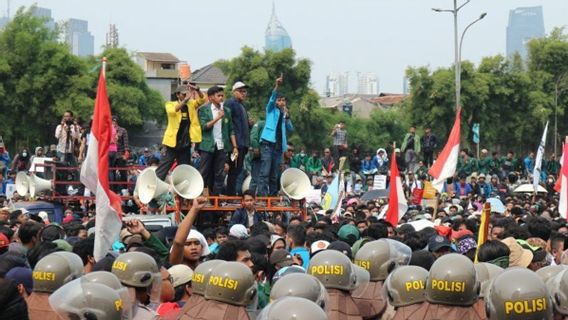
(300, 152, 305, 156)
(22, 152, 27, 157)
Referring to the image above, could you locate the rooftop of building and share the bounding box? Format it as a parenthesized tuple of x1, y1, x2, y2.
(190, 64, 228, 85)
(137, 52, 179, 63)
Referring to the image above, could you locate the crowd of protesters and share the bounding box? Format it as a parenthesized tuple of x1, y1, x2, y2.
(1, 74, 568, 319)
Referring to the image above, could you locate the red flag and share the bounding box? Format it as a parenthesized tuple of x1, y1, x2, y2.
(559, 140, 568, 218)
(385, 150, 407, 227)
(429, 109, 461, 191)
(80, 61, 123, 261)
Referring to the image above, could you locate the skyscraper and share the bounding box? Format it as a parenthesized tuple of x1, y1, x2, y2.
(31, 7, 55, 31)
(506, 6, 545, 59)
(357, 73, 379, 95)
(64, 18, 94, 57)
(325, 72, 349, 97)
(265, 3, 292, 52)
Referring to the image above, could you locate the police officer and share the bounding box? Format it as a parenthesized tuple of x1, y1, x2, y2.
(486, 268, 552, 320)
(83, 271, 133, 319)
(546, 268, 568, 319)
(270, 273, 328, 309)
(184, 261, 257, 320)
(308, 249, 362, 320)
(384, 265, 429, 320)
(536, 264, 567, 283)
(422, 253, 484, 319)
(353, 264, 370, 289)
(49, 278, 124, 320)
(178, 259, 224, 319)
(27, 251, 84, 320)
(352, 239, 411, 319)
(257, 297, 328, 320)
(111, 251, 161, 320)
(473, 262, 503, 317)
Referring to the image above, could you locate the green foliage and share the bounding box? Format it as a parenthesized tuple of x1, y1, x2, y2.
(84, 48, 164, 126)
(404, 29, 568, 155)
(0, 7, 86, 149)
(217, 47, 322, 149)
(0, 8, 163, 151)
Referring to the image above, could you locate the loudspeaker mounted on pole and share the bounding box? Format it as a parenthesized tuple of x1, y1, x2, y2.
(280, 168, 311, 200)
(29, 174, 53, 197)
(16, 172, 30, 196)
(170, 164, 204, 199)
(136, 168, 170, 204)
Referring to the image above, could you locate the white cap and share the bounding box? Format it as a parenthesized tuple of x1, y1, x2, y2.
(232, 81, 248, 91)
(38, 211, 49, 222)
(229, 224, 249, 239)
(168, 264, 194, 287)
(310, 240, 330, 255)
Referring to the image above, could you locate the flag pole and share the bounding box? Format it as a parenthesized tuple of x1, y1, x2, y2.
(102, 57, 107, 76)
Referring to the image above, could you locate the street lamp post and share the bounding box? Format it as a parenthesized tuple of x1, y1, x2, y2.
(458, 12, 487, 105)
(433, 0, 486, 110)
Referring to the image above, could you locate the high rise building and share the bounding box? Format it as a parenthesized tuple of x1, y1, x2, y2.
(357, 73, 379, 95)
(265, 3, 292, 52)
(325, 72, 349, 97)
(31, 7, 55, 31)
(64, 18, 94, 57)
(0, 0, 9, 29)
(506, 6, 545, 59)
(106, 24, 119, 49)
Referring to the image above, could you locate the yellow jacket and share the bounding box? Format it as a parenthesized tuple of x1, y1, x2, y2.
(162, 96, 207, 148)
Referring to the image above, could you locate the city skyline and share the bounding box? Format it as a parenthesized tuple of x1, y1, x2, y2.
(1, 0, 567, 93)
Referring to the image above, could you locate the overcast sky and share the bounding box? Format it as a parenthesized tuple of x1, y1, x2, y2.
(4, 0, 568, 94)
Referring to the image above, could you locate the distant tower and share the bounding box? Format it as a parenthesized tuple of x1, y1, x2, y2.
(265, 2, 292, 52)
(506, 6, 545, 59)
(106, 24, 119, 48)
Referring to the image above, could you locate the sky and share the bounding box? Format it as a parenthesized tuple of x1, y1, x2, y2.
(3, 0, 568, 94)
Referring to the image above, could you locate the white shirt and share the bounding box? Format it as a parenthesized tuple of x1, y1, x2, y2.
(211, 103, 224, 150)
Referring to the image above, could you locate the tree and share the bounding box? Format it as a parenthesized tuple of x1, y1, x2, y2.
(82, 48, 164, 126)
(0, 7, 87, 150)
(216, 47, 325, 149)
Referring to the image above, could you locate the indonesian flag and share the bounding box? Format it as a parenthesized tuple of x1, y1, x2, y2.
(385, 150, 407, 227)
(80, 61, 123, 262)
(559, 138, 568, 219)
(429, 109, 461, 192)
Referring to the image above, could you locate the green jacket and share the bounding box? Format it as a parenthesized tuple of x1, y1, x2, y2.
(478, 156, 492, 174)
(306, 156, 322, 174)
(198, 103, 234, 153)
(292, 153, 308, 169)
(547, 159, 560, 176)
(401, 133, 421, 153)
(458, 157, 478, 176)
(143, 234, 170, 260)
(250, 120, 265, 150)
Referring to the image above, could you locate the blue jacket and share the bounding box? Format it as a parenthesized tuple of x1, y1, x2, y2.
(229, 208, 266, 228)
(361, 159, 377, 172)
(260, 90, 293, 152)
(225, 98, 250, 148)
(524, 156, 535, 175)
(476, 182, 492, 198)
(453, 182, 473, 197)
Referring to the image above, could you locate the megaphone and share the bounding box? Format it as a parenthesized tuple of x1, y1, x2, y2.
(242, 175, 251, 193)
(280, 168, 311, 200)
(16, 172, 30, 196)
(29, 174, 53, 197)
(136, 168, 170, 204)
(170, 164, 204, 199)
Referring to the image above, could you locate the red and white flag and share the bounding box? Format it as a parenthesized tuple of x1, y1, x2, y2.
(80, 61, 122, 262)
(386, 150, 407, 227)
(429, 109, 462, 192)
(559, 139, 568, 219)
